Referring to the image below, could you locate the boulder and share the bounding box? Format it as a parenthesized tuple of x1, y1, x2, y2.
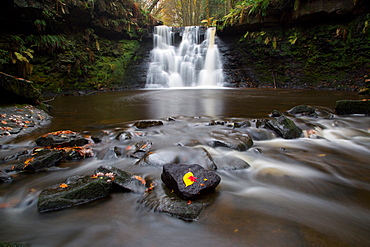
(135, 146, 217, 170)
(335, 100, 370, 115)
(8, 149, 64, 172)
(0, 170, 12, 183)
(207, 130, 253, 151)
(94, 165, 146, 193)
(133, 120, 164, 129)
(288, 105, 317, 117)
(38, 175, 112, 213)
(138, 182, 218, 221)
(161, 164, 221, 200)
(126, 140, 152, 159)
(266, 115, 303, 139)
(35, 130, 90, 147)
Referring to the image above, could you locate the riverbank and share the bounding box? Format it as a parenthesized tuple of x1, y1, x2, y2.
(0, 105, 51, 144)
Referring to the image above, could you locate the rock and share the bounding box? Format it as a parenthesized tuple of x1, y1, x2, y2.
(8, 149, 64, 172)
(0, 242, 30, 247)
(94, 165, 146, 193)
(269, 110, 282, 117)
(0, 170, 12, 183)
(288, 105, 316, 117)
(0, 72, 42, 105)
(213, 155, 250, 170)
(207, 130, 253, 151)
(135, 146, 217, 170)
(335, 100, 370, 115)
(161, 164, 221, 200)
(116, 131, 133, 141)
(35, 130, 90, 147)
(133, 120, 164, 129)
(38, 175, 112, 213)
(266, 115, 303, 139)
(138, 182, 218, 221)
(91, 130, 110, 143)
(126, 140, 152, 159)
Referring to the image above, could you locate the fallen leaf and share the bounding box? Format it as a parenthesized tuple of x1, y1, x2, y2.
(134, 175, 146, 185)
(183, 171, 197, 187)
(59, 183, 68, 188)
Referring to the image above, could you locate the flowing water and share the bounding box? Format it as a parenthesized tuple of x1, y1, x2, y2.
(146, 26, 224, 88)
(0, 88, 369, 247)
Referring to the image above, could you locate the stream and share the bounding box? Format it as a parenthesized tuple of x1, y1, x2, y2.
(0, 88, 369, 247)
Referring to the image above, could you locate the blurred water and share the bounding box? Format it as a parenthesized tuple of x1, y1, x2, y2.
(0, 88, 369, 247)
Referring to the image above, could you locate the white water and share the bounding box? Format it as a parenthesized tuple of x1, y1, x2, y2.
(146, 26, 224, 88)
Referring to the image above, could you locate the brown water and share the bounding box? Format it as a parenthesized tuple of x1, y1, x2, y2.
(0, 88, 369, 247)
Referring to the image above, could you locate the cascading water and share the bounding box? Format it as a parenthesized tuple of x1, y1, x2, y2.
(146, 25, 224, 88)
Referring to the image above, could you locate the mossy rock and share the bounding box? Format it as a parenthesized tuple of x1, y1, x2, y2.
(335, 100, 370, 115)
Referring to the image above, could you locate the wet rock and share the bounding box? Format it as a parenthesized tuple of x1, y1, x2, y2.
(266, 115, 303, 139)
(38, 175, 112, 213)
(213, 155, 250, 170)
(133, 120, 164, 129)
(138, 183, 218, 221)
(0, 242, 30, 247)
(288, 105, 317, 117)
(207, 130, 253, 151)
(269, 110, 282, 117)
(0, 170, 12, 183)
(91, 130, 110, 143)
(35, 130, 90, 147)
(116, 131, 133, 141)
(335, 100, 370, 115)
(126, 140, 152, 159)
(161, 164, 221, 200)
(135, 146, 217, 170)
(94, 165, 146, 193)
(8, 149, 64, 172)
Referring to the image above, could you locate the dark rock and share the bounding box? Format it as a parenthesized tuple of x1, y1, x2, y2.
(335, 100, 370, 115)
(0, 170, 12, 183)
(138, 183, 218, 221)
(8, 149, 64, 172)
(91, 130, 110, 143)
(0, 242, 30, 247)
(94, 165, 146, 193)
(0, 72, 42, 105)
(213, 155, 250, 170)
(269, 110, 282, 117)
(133, 120, 164, 129)
(127, 140, 152, 159)
(35, 130, 90, 147)
(136, 146, 217, 170)
(266, 115, 303, 139)
(161, 164, 221, 200)
(38, 175, 112, 213)
(207, 130, 253, 151)
(288, 105, 317, 117)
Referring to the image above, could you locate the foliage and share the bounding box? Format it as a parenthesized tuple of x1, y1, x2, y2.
(25, 35, 68, 53)
(221, 0, 274, 28)
(233, 13, 370, 89)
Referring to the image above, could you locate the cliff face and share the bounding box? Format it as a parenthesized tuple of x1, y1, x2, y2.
(0, 0, 158, 94)
(219, 0, 370, 91)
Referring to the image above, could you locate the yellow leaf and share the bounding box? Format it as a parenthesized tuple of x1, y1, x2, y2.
(59, 183, 68, 188)
(183, 171, 197, 187)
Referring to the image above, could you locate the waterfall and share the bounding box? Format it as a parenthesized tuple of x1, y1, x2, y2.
(146, 25, 224, 88)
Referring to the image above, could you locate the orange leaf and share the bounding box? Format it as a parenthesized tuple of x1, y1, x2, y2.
(59, 183, 68, 188)
(134, 175, 146, 185)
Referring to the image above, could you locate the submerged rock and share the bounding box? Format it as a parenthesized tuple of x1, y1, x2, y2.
(133, 120, 164, 129)
(0, 170, 12, 183)
(138, 182, 218, 221)
(161, 164, 221, 200)
(94, 165, 146, 193)
(266, 115, 302, 139)
(126, 139, 153, 159)
(135, 146, 217, 170)
(38, 175, 112, 213)
(8, 149, 64, 172)
(207, 130, 253, 151)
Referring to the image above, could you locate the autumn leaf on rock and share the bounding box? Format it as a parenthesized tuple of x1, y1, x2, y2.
(183, 171, 197, 187)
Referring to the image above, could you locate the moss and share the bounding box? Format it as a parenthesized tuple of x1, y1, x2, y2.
(232, 14, 370, 90)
